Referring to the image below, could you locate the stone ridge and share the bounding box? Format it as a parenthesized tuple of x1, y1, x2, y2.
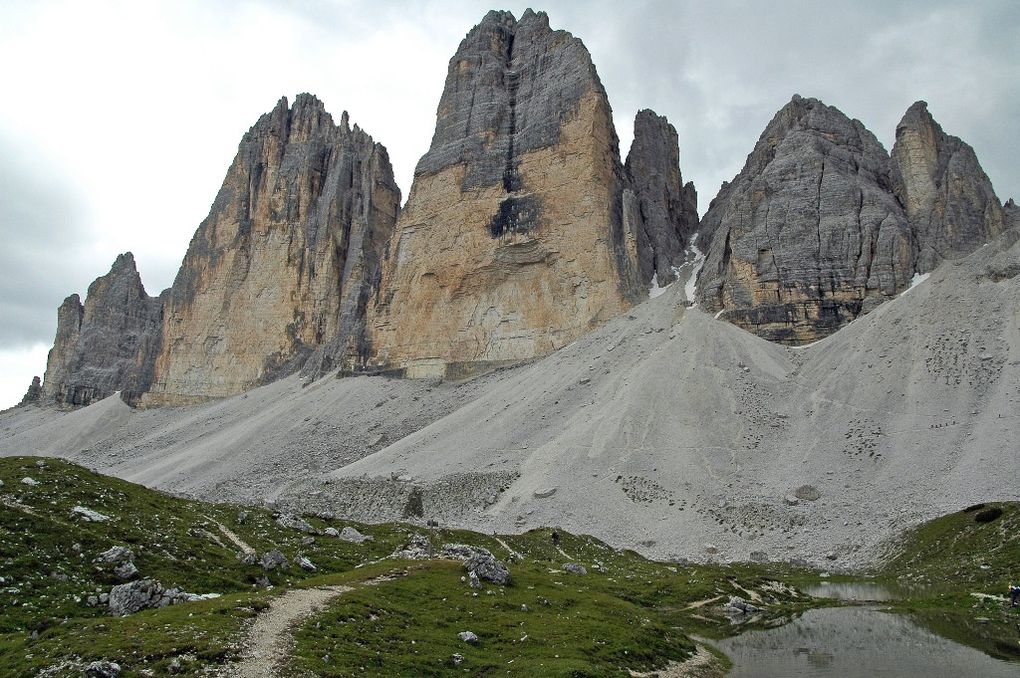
(695, 95, 913, 344)
(139, 95, 400, 404)
(365, 9, 643, 379)
(41, 253, 164, 407)
(890, 100, 1006, 272)
(625, 109, 699, 287)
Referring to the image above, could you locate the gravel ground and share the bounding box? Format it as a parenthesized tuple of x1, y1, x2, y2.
(4, 231, 1019, 570)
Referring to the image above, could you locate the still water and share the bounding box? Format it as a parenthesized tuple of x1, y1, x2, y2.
(803, 581, 905, 601)
(716, 607, 1019, 677)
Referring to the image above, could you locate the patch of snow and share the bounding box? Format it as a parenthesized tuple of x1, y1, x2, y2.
(648, 275, 667, 299)
(899, 272, 931, 297)
(684, 234, 705, 305)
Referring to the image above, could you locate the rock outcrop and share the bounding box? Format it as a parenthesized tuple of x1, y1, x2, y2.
(696, 95, 913, 343)
(625, 109, 699, 287)
(41, 253, 164, 406)
(365, 10, 645, 378)
(890, 100, 1006, 272)
(1006, 199, 1020, 231)
(18, 376, 42, 406)
(696, 96, 1009, 344)
(142, 94, 400, 404)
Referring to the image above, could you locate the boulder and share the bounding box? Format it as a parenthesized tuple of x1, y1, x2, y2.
(261, 550, 289, 571)
(794, 485, 821, 501)
(392, 534, 433, 560)
(70, 506, 110, 522)
(113, 561, 139, 581)
(295, 556, 317, 572)
(562, 563, 587, 575)
(95, 546, 134, 565)
(458, 631, 479, 644)
(85, 661, 121, 678)
(337, 527, 374, 543)
(464, 551, 511, 586)
(276, 513, 315, 533)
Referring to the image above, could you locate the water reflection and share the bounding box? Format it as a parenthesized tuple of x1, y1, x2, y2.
(804, 581, 901, 601)
(716, 607, 1019, 677)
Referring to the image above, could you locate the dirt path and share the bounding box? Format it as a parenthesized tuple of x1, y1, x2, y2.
(493, 536, 522, 560)
(232, 585, 351, 678)
(229, 571, 407, 677)
(205, 515, 255, 554)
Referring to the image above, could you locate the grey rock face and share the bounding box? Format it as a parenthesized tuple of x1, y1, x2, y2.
(697, 95, 914, 343)
(260, 550, 288, 571)
(891, 101, 1006, 272)
(18, 376, 42, 406)
(416, 9, 603, 194)
(625, 109, 699, 286)
(1005, 199, 1019, 231)
(41, 253, 164, 407)
(149, 94, 400, 399)
(392, 533, 433, 560)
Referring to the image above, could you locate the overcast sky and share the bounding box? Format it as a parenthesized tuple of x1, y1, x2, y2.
(1, 0, 1017, 409)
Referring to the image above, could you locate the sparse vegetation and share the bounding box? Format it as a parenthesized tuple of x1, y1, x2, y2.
(2, 457, 1018, 676)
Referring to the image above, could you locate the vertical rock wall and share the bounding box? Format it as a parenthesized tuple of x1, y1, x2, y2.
(625, 109, 699, 287)
(141, 95, 400, 404)
(890, 101, 1006, 272)
(41, 253, 163, 406)
(366, 10, 644, 378)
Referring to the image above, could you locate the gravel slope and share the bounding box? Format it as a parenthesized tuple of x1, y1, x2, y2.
(4, 231, 1019, 568)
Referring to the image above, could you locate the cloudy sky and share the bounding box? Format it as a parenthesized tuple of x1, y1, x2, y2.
(0, 0, 1017, 409)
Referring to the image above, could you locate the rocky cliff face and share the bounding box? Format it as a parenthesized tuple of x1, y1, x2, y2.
(625, 110, 699, 287)
(696, 96, 913, 343)
(141, 95, 400, 404)
(41, 253, 164, 407)
(366, 10, 648, 378)
(890, 101, 1006, 272)
(696, 96, 1009, 344)
(1006, 199, 1020, 231)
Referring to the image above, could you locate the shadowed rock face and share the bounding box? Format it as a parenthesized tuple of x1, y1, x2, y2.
(625, 110, 699, 287)
(696, 95, 913, 344)
(366, 10, 644, 379)
(891, 101, 1006, 272)
(141, 94, 400, 404)
(1006, 199, 1020, 231)
(41, 253, 164, 407)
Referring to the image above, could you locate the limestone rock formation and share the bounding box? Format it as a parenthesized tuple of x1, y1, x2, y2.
(41, 253, 164, 407)
(696, 95, 913, 343)
(366, 10, 644, 378)
(142, 94, 400, 404)
(890, 101, 1006, 272)
(625, 109, 699, 287)
(18, 376, 42, 406)
(1006, 199, 1020, 231)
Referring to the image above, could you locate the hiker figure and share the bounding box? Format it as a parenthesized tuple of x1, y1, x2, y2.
(551, 530, 560, 547)
(1009, 583, 1020, 607)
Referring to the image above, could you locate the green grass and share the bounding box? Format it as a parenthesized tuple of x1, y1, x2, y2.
(5, 455, 1017, 676)
(875, 501, 1020, 661)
